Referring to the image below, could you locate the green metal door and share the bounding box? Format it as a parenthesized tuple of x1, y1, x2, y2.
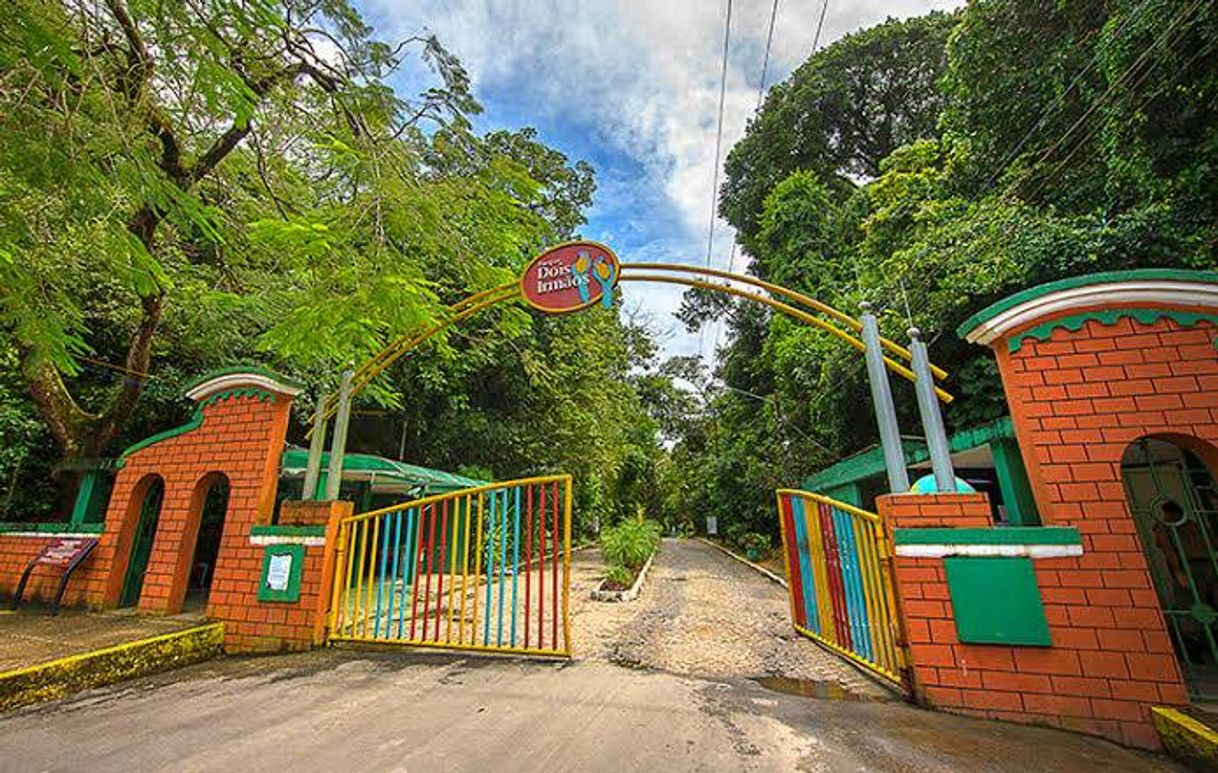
(1122, 438, 1218, 699)
(120, 481, 164, 607)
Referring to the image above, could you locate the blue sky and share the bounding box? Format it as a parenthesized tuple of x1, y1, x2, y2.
(357, 0, 959, 360)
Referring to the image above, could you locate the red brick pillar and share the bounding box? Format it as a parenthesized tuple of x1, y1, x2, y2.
(97, 369, 302, 618)
(880, 490, 1183, 749)
(945, 271, 1218, 748)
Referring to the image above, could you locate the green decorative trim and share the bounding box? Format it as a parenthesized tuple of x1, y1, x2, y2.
(119, 407, 205, 459)
(1009, 308, 1218, 352)
(894, 526, 1080, 546)
(183, 366, 305, 393)
(257, 544, 305, 603)
(0, 522, 105, 535)
(200, 387, 277, 407)
(957, 268, 1218, 339)
(250, 525, 326, 538)
(945, 557, 1052, 646)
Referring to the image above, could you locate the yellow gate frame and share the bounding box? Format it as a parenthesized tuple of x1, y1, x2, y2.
(312, 260, 952, 428)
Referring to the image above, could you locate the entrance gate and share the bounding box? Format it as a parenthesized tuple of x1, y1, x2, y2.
(329, 475, 573, 657)
(776, 489, 907, 692)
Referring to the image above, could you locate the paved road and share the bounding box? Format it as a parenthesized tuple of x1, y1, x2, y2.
(0, 539, 1183, 772)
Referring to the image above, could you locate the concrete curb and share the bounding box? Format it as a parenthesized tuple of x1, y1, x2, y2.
(591, 551, 656, 602)
(697, 538, 788, 589)
(1152, 706, 1218, 771)
(0, 622, 225, 713)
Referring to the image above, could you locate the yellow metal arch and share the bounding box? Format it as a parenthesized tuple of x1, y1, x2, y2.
(311, 263, 953, 429)
(620, 264, 947, 381)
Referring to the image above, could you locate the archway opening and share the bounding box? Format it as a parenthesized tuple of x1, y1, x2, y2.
(1122, 436, 1218, 699)
(119, 475, 165, 608)
(185, 473, 230, 611)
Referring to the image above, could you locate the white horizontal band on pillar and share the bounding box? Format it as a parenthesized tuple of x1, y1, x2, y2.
(894, 543, 1083, 559)
(248, 535, 326, 547)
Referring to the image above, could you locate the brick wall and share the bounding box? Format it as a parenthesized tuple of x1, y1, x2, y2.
(900, 306, 1218, 749)
(996, 312, 1218, 528)
(101, 393, 292, 615)
(0, 533, 110, 606)
(880, 492, 1182, 749)
(0, 372, 346, 655)
(217, 503, 349, 653)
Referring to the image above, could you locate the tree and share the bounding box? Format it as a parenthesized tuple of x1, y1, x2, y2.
(719, 11, 956, 254)
(0, 0, 476, 460)
(673, 0, 1218, 542)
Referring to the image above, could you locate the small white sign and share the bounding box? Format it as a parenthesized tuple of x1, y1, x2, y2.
(265, 553, 293, 591)
(706, 516, 718, 536)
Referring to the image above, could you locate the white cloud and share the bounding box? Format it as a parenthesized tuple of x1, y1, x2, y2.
(361, 0, 961, 360)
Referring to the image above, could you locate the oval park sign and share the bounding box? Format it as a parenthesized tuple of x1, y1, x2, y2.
(520, 241, 620, 314)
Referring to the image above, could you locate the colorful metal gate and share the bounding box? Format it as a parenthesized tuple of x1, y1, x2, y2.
(776, 489, 907, 690)
(329, 475, 573, 657)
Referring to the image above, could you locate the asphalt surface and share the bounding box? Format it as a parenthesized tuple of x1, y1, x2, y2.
(0, 540, 1184, 772)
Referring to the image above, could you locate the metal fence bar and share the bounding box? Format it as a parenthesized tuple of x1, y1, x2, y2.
(776, 489, 907, 691)
(328, 476, 574, 658)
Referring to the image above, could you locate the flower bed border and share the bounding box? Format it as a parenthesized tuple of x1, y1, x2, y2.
(591, 550, 656, 602)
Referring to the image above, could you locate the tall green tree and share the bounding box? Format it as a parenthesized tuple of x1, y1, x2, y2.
(719, 11, 956, 254)
(0, 0, 479, 460)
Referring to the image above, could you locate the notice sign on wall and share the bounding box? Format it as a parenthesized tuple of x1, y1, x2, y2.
(265, 553, 293, 591)
(36, 538, 97, 567)
(257, 544, 304, 603)
(520, 241, 620, 314)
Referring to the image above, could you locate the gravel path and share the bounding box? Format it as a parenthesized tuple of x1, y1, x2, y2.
(568, 538, 892, 700)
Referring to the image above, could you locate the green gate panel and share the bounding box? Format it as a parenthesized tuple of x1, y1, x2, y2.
(944, 557, 1051, 646)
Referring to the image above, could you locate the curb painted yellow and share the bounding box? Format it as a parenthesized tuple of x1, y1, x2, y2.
(0, 622, 224, 712)
(1153, 706, 1218, 771)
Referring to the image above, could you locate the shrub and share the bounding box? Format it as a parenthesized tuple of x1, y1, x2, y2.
(600, 517, 660, 570)
(604, 564, 634, 588)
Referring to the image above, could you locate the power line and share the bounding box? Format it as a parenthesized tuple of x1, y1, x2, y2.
(1019, 0, 1204, 203)
(755, 0, 781, 110)
(980, 0, 1156, 193)
(812, 0, 830, 53)
(901, 0, 1205, 332)
(700, 0, 735, 362)
(992, 0, 1201, 208)
(704, 0, 734, 271)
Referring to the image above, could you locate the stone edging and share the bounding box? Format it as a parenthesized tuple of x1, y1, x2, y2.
(0, 622, 225, 713)
(697, 537, 788, 589)
(591, 551, 656, 602)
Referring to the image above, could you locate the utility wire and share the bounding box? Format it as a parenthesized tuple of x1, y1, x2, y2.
(812, 0, 830, 54)
(996, 0, 1201, 206)
(755, 0, 781, 110)
(980, 0, 1156, 193)
(902, 0, 1203, 333)
(1019, 0, 1204, 203)
(704, 0, 735, 271)
(700, 0, 735, 362)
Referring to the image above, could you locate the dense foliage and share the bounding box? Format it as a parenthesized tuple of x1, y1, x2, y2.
(0, 0, 664, 531)
(674, 0, 1218, 544)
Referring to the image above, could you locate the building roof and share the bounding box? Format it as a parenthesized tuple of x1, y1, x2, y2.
(280, 448, 485, 495)
(803, 416, 1016, 491)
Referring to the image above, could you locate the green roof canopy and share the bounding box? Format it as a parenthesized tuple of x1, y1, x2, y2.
(803, 416, 1016, 491)
(280, 448, 485, 496)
